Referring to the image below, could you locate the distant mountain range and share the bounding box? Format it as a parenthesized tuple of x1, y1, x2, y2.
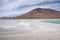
(0, 8, 60, 19)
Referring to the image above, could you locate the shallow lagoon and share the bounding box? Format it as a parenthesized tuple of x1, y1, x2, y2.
(41, 19, 60, 24)
(0, 19, 60, 31)
(0, 19, 60, 40)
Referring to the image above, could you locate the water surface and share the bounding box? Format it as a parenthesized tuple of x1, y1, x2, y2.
(41, 19, 60, 24)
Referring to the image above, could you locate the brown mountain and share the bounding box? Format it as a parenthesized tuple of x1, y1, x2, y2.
(0, 8, 60, 19)
(12, 8, 60, 19)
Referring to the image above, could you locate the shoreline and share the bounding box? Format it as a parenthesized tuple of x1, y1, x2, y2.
(0, 19, 60, 40)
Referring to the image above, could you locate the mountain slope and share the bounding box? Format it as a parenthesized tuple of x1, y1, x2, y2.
(0, 8, 60, 19)
(13, 8, 60, 19)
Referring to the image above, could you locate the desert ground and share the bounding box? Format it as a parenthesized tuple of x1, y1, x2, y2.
(0, 19, 60, 40)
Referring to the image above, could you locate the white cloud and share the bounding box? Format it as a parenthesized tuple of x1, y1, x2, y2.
(0, 0, 60, 17)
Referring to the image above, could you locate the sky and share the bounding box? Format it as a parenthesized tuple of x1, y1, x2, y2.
(0, 0, 60, 17)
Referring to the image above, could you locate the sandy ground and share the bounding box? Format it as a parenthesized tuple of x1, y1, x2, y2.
(0, 19, 60, 40)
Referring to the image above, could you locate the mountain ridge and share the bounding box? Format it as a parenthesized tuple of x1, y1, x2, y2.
(12, 8, 60, 19)
(0, 8, 60, 19)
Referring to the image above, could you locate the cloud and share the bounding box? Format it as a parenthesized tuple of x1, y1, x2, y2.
(0, 0, 60, 17)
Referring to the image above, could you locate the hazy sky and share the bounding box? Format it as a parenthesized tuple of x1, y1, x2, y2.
(0, 0, 60, 17)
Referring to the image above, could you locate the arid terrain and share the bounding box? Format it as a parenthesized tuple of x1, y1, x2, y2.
(14, 8, 60, 19)
(1, 8, 60, 19)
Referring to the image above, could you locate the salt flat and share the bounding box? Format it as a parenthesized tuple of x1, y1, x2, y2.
(0, 19, 60, 40)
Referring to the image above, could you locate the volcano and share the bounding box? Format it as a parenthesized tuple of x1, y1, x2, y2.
(0, 8, 60, 19)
